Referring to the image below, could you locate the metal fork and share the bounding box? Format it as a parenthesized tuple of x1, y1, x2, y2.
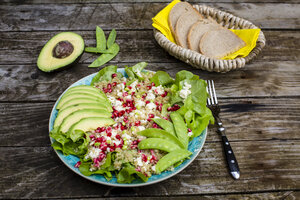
(206, 80, 240, 179)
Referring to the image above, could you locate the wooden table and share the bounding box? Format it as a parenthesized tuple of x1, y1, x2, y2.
(1, 0, 300, 199)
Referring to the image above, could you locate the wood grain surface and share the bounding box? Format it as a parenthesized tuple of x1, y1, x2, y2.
(0, 0, 299, 199)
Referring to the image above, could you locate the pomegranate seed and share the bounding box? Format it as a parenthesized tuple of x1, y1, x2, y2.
(145, 100, 150, 104)
(112, 82, 117, 86)
(132, 107, 136, 110)
(123, 92, 128, 97)
(100, 127, 106, 132)
(167, 107, 172, 111)
(120, 125, 126, 130)
(116, 134, 121, 140)
(147, 118, 152, 122)
(89, 135, 95, 140)
(188, 128, 192, 132)
(142, 154, 148, 162)
(150, 149, 155, 156)
(118, 110, 125, 117)
(107, 83, 112, 89)
(152, 123, 158, 128)
(132, 140, 138, 145)
(124, 118, 129, 123)
(108, 89, 112, 93)
(134, 121, 141, 126)
(131, 92, 135, 96)
(137, 84, 141, 87)
(129, 107, 133, 112)
(106, 127, 112, 133)
(123, 82, 126, 85)
(149, 114, 154, 118)
(93, 158, 98, 164)
(147, 86, 152, 90)
(103, 88, 108, 93)
(107, 132, 112, 137)
(136, 166, 141, 172)
(112, 73, 117, 78)
(151, 82, 155, 86)
(155, 102, 159, 105)
(163, 117, 168, 120)
(74, 161, 81, 168)
(161, 91, 168, 97)
(128, 86, 132, 89)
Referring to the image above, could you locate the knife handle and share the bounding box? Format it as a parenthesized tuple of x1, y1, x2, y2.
(222, 135, 240, 179)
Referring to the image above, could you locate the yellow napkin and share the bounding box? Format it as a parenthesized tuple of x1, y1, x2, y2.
(152, 0, 261, 60)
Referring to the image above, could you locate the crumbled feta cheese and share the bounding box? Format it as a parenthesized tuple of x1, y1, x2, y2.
(155, 85, 164, 95)
(130, 81, 138, 91)
(140, 120, 147, 125)
(117, 91, 123, 98)
(122, 133, 132, 140)
(88, 147, 101, 159)
(179, 81, 192, 99)
(121, 77, 127, 81)
(151, 165, 156, 172)
(111, 129, 118, 138)
(137, 126, 145, 131)
(146, 91, 156, 100)
(117, 83, 125, 91)
(136, 100, 145, 108)
(146, 102, 156, 110)
(136, 157, 143, 166)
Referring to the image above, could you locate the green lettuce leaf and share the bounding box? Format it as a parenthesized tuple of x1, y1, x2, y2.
(116, 163, 148, 183)
(90, 65, 118, 85)
(150, 71, 174, 86)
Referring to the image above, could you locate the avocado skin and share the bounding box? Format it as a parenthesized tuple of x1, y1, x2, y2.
(37, 32, 85, 72)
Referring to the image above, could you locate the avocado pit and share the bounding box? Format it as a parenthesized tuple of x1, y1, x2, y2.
(52, 41, 74, 58)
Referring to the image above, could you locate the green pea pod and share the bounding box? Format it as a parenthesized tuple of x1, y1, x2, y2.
(85, 47, 114, 54)
(107, 29, 117, 49)
(96, 26, 106, 51)
(138, 138, 181, 152)
(88, 43, 119, 68)
(151, 118, 176, 136)
(155, 149, 192, 174)
(170, 112, 188, 149)
(137, 128, 184, 148)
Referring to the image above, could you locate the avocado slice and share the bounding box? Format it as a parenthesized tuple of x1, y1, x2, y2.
(56, 92, 107, 110)
(60, 98, 112, 109)
(59, 109, 111, 133)
(59, 98, 111, 111)
(69, 117, 115, 135)
(54, 103, 112, 128)
(66, 85, 104, 95)
(63, 90, 106, 100)
(37, 32, 84, 72)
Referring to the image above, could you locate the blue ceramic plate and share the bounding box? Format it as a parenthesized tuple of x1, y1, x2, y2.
(49, 68, 207, 187)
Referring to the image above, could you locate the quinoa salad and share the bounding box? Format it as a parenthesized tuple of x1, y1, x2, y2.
(50, 62, 214, 183)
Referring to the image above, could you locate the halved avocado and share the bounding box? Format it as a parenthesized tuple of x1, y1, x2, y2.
(59, 98, 111, 110)
(54, 103, 112, 128)
(69, 117, 115, 134)
(56, 92, 106, 110)
(59, 109, 111, 133)
(37, 32, 84, 72)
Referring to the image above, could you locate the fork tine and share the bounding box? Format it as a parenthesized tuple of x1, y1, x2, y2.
(207, 80, 215, 105)
(206, 80, 211, 105)
(211, 80, 218, 104)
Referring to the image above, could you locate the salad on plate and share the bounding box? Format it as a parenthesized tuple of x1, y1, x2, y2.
(50, 62, 214, 183)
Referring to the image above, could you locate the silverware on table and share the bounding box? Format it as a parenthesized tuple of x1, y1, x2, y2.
(206, 80, 240, 179)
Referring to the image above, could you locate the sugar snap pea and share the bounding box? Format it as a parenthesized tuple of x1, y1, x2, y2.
(88, 43, 119, 68)
(107, 29, 116, 49)
(151, 118, 176, 136)
(155, 149, 192, 174)
(138, 138, 181, 152)
(137, 128, 184, 148)
(170, 112, 188, 149)
(85, 47, 114, 54)
(96, 26, 106, 51)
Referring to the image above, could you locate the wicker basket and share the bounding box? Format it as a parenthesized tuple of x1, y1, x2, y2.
(153, 5, 266, 73)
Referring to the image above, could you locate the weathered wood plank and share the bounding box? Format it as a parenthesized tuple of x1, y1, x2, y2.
(0, 3, 299, 31)
(1, 140, 300, 198)
(78, 191, 300, 200)
(0, 30, 299, 65)
(0, 98, 299, 147)
(2, 0, 300, 4)
(0, 61, 299, 102)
